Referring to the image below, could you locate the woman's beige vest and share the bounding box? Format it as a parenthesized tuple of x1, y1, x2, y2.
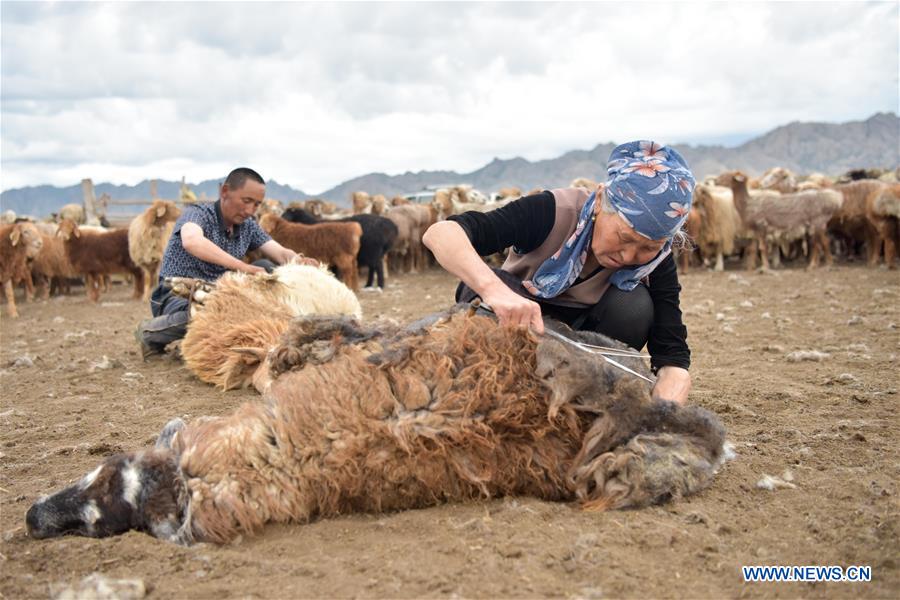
(501, 188, 617, 307)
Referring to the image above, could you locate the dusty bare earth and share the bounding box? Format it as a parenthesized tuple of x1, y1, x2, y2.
(1, 264, 898, 599)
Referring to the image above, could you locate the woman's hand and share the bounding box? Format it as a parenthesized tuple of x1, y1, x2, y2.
(652, 366, 691, 405)
(482, 282, 544, 334)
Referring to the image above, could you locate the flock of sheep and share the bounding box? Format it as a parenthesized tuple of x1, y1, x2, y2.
(1, 167, 898, 320)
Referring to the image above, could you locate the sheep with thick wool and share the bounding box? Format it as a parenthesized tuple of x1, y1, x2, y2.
(1, 222, 43, 317)
(180, 262, 362, 391)
(720, 172, 842, 269)
(128, 200, 182, 301)
(26, 307, 729, 545)
(690, 183, 742, 271)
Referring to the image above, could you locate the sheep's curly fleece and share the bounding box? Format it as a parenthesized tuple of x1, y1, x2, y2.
(173, 308, 728, 544)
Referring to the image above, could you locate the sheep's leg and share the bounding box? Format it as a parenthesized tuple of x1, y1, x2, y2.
(86, 273, 100, 302)
(884, 231, 897, 269)
(4, 279, 18, 318)
(35, 273, 50, 301)
(678, 249, 689, 273)
(744, 239, 757, 270)
(818, 230, 834, 267)
(142, 265, 156, 302)
(757, 234, 770, 270)
(714, 248, 724, 272)
(131, 268, 145, 300)
(806, 233, 820, 270)
(22, 271, 35, 302)
(375, 258, 385, 288)
(865, 228, 881, 267)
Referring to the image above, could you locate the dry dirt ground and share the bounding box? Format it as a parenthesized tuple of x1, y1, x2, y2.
(1, 264, 898, 599)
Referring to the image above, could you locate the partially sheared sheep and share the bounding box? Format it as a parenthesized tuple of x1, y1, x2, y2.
(26, 308, 729, 545)
(179, 263, 362, 391)
(128, 200, 182, 301)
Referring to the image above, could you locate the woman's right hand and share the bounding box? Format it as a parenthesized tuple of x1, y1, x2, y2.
(482, 283, 544, 334)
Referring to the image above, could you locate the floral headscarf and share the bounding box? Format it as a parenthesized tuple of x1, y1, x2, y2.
(523, 140, 695, 297)
(605, 140, 695, 240)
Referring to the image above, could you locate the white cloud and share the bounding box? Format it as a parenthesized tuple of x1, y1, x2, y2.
(1, 1, 897, 193)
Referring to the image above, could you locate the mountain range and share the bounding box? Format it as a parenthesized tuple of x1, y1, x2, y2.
(2, 112, 897, 217)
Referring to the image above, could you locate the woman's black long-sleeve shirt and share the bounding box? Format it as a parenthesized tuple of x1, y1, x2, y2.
(447, 191, 690, 371)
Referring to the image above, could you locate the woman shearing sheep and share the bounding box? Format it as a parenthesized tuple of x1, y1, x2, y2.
(423, 140, 696, 404)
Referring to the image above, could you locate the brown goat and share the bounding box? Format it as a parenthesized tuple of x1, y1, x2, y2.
(258, 213, 362, 291)
(128, 200, 182, 301)
(1, 222, 43, 317)
(56, 219, 144, 302)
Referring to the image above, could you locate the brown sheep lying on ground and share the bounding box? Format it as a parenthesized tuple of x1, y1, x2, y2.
(26, 307, 729, 545)
(178, 263, 362, 391)
(1, 222, 43, 317)
(258, 213, 362, 290)
(57, 219, 144, 302)
(128, 200, 181, 301)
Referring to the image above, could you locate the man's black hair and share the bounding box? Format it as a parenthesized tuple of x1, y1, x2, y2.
(224, 167, 265, 190)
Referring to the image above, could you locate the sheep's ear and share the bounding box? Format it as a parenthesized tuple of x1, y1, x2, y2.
(9, 227, 21, 246)
(73, 225, 81, 238)
(155, 418, 185, 450)
(232, 346, 268, 364)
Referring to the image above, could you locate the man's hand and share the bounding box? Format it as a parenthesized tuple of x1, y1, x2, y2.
(240, 263, 268, 275)
(482, 283, 544, 334)
(651, 366, 691, 405)
(291, 254, 320, 267)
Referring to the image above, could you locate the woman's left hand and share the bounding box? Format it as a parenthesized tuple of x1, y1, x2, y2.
(652, 366, 691, 405)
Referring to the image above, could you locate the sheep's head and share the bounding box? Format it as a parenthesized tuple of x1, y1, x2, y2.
(9, 222, 43, 258)
(257, 212, 278, 234)
(257, 198, 284, 218)
(151, 200, 181, 223)
(55, 219, 80, 241)
(26, 419, 192, 544)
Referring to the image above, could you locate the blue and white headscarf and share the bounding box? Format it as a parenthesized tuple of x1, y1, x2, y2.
(523, 140, 695, 297)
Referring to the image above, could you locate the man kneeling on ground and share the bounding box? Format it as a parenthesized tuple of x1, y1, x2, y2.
(135, 167, 309, 358)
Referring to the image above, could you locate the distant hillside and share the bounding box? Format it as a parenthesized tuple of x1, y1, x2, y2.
(318, 112, 898, 205)
(2, 112, 896, 215)
(0, 179, 310, 219)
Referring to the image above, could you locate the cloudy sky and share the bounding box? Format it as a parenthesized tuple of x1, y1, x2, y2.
(2, 1, 897, 193)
